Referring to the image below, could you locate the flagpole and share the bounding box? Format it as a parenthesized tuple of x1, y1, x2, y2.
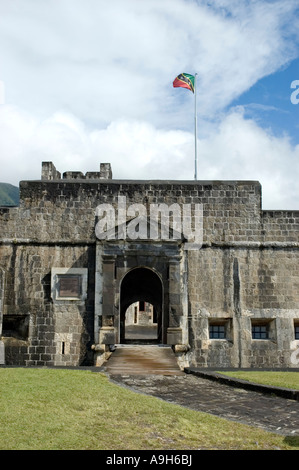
(194, 72, 198, 180)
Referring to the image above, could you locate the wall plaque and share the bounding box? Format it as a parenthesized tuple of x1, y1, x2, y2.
(51, 268, 88, 302)
(58, 275, 81, 298)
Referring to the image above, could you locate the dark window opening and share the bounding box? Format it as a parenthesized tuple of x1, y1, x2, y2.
(134, 306, 138, 324)
(295, 325, 299, 340)
(209, 324, 226, 339)
(252, 324, 268, 339)
(2, 315, 29, 340)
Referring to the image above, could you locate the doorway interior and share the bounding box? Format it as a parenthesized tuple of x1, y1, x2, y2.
(120, 267, 163, 344)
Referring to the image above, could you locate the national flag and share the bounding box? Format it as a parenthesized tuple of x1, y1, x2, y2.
(173, 73, 195, 93)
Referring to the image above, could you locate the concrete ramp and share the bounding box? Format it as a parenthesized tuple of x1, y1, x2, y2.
(104, 345, 184, 376)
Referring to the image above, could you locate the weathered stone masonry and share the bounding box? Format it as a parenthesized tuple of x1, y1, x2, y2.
(0, 161, 298, 368)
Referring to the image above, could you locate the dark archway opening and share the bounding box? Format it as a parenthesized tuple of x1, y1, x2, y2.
(120, 267, 163, 344)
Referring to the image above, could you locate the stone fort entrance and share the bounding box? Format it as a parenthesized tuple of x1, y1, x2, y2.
(95, 239, 188, 355)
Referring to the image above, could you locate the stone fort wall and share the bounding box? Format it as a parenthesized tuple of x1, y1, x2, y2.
(0, 161, 298, 368)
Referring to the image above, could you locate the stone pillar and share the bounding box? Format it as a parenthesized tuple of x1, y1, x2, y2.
(100, 163, 113, 179)
(41, 162, 61, 180)
(167, 258, 183, 345)
(0, 342, 4, 365)
(0, 268, 5, 364)
(99, 257, 116, 345)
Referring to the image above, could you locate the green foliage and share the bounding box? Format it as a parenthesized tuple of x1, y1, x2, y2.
(0, 368, 298, 450)
(0, 182, 19, 206)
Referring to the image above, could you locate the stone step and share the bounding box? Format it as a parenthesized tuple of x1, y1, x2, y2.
(104, 345, 184, 376)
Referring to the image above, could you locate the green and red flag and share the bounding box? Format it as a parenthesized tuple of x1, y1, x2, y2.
(173, 73, 195, 93)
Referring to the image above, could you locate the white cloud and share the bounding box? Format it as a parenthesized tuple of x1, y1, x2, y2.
(197, 108, 299, 209)
(0, 0, 298, 124)
(89, 120, 194, 180)
(0, 104, 298, 209)
(0, 105, 194, 182)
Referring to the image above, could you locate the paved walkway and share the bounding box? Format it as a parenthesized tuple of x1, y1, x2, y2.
(104, 346, 299, 437)
(109, 373, 299, 437)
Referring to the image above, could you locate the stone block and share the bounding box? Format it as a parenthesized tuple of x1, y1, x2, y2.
(0, 341, 4, 364)
(41, 161, 61, 180)
(100, 163, 112, 179)
(99, 326, 116, 345)
(167, 327, 182, 345)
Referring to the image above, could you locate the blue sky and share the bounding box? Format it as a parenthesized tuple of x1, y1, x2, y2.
(232, 57, 299, 145)
(0, 0, 298, 209)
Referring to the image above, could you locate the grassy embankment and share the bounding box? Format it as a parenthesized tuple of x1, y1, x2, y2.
(1, 368, 299, 450)
(216, 371, 299, 390)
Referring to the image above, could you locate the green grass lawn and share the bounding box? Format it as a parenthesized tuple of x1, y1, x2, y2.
(0, 368, 298, 450)
(216, 371, 299, 390)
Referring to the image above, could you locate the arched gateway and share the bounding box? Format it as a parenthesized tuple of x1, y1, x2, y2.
(95, 237, 188, 359)
(120, 267, 163, 344)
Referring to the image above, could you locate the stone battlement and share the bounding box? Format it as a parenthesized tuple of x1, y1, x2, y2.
(0, 162, 297, 247)
(41, 161, 113, 181)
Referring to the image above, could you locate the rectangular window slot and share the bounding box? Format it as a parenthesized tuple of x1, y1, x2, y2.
(252, 325, 268, 339)
(209, 324, 226, 339)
